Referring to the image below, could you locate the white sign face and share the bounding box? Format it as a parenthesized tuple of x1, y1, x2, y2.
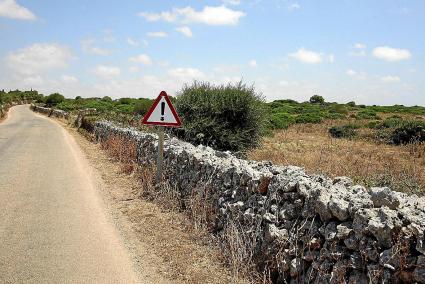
(142, 91, 182, 127)
(145, 96, 178, 124)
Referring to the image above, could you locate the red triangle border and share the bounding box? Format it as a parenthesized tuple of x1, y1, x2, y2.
(141, 91, 182, 127)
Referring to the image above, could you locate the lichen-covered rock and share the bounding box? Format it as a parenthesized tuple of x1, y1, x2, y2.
(369, 187, 401, 209)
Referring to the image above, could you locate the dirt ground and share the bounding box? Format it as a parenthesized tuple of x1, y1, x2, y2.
(64, 124, 246, 284)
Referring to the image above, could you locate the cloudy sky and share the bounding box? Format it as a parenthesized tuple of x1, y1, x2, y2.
(0, 0, 424, 105)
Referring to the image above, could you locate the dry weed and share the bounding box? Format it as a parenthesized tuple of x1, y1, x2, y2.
(249, 121, 425, 194)
(101, 134, 138, 174)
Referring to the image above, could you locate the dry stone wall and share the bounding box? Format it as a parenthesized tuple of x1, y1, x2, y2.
(31, 105, 69, 119)
(32, 106, 425, 283)
(93, 121, 425, 283)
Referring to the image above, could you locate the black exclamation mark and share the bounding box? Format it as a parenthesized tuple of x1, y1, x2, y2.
(160, 102, 165, 121)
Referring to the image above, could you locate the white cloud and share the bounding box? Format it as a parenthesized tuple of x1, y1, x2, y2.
(130, 54, 152, 65)
(147, 31, 168, 38)
(81, 39, 111, 56)
(139, 5, 245, 26)
(328, 54, 335, 63)
(6, 43, 72, 75)
(127, 37, 139, 46)
(93, 65, 121, 78)
(61, 75, 78, 83)
(288, 3, 301, 11)
(175, 26, 193, 37)
(248, 59, 257, 67)
(167, 67, 205, 80)
(289, 48, 323, 64)
(372, 46, 411, 62)
(381, 75, 400, 83)
(0, 0, 36, 20)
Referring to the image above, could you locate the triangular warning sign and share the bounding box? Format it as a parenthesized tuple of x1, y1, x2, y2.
(142, 91, 182, 127)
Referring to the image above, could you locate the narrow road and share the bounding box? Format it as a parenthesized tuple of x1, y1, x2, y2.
(0, 105, 142, 283)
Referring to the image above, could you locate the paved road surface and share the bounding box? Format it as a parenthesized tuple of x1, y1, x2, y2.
(0, 105, 141, 283)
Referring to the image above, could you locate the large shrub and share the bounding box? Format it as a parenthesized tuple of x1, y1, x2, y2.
(391, 121, 425, 145)
(133, 99, 152, 115)
(370, 117, 403, 129)
(270, 113, 295, 129)
(356, 109, 380, 120)
(309, 95, 325, 104)
(329, 124, 359, 139)
(45, 93, 65, 106)
(175, 81, 266, 152)
(295, 113, 323, 124)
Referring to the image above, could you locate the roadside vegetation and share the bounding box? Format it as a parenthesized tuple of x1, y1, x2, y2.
(5, 85, 425, 194)
(0, 89, 44, 120)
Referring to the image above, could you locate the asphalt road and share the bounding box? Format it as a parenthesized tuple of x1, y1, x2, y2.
(0, 105, 141, 283)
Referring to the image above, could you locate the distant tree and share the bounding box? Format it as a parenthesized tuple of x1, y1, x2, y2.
(347, 101, 356, 107)
(118, 97, 132, 105)
(75, 96, 82, 100)
(309, 95, 325, 104)
(101, 96, 112, 102)
(45, 93, 65, 106)
(133, 99, 152, 116)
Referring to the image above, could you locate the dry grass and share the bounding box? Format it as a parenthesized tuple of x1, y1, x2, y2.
(249, 120, 425, 195)
(101, 134, 138, 174)
(94, 132, 250, 283)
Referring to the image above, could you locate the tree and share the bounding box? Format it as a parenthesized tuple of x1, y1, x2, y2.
(75, 96, 82, 100)
(309, 95, 325, 104)
(101, 96, 112, 102)
(133, 99, 152, 115)
(118, 97, 132, 105)
(45, 93, 65, 106)
(175, 81, 267, 152)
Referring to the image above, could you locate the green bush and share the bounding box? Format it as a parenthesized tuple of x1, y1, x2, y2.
(133, 99, 152, 115)
(391, 121, 425, 145)
(328, 104, 348, 115)
(325, 112, 346, 119)
(356, 109, 380, 120)
(309, 95, 325, 104)
(374, 118, 403, 129)
(175, 81, 266, 152)
(269, 113, 295, 129)
(118, 97, 132, 105)
(295, 113, 323, 124)
(329, 124, 358, 139)
(45, 93, 65, 106)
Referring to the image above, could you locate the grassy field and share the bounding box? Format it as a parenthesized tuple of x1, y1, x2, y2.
(253, 98, 425, 194)
(249, 117, 425, 195)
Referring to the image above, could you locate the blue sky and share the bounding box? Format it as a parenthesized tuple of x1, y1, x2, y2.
(0, 0, 424, 105)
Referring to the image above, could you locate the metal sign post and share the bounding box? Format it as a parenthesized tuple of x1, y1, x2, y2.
(156, 127, 164, 182)
(141, 91, 182, 184)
